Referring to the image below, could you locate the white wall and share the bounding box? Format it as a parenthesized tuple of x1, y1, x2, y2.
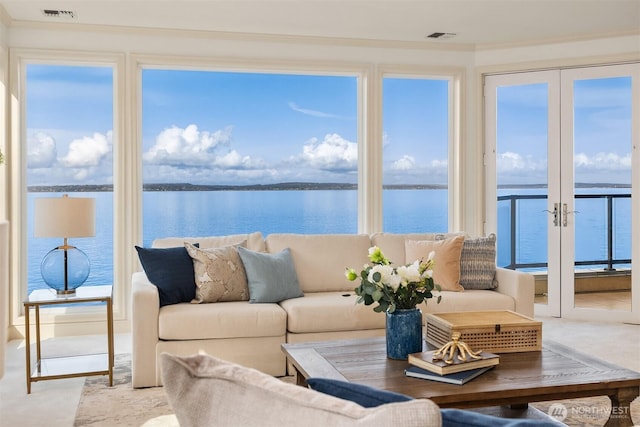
(0, 16, 8, 375)
(0, 221, 8, 378)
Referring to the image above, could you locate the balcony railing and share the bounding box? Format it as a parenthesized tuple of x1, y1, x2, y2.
(498, 193, 631, 271)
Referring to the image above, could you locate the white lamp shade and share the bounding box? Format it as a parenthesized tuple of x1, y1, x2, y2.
(34, 196, 96, 238)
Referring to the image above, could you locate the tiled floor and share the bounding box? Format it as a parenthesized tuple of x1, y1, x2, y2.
(0, 313, 639, 427)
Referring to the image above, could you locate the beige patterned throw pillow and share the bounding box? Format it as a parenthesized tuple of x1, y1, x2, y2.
(185, 242, 249, 303)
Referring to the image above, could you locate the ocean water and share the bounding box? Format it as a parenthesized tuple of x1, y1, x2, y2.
(497, 188, 632, 271)
(26, 188, 631, 293)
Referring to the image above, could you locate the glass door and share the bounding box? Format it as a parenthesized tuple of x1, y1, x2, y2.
(484, 71, 561, 317)
(485, 64, 639, 323)
(559, 64, 638, 323)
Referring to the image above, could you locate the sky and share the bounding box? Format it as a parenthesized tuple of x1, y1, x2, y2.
(25, 64, 632, 188)
(496, 76, 632, 186)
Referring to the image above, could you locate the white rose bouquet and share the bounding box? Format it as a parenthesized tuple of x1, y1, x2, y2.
(346, 246, 441, 313)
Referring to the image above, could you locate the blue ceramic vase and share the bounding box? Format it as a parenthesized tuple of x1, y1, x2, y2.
(385, 308, 423, 360)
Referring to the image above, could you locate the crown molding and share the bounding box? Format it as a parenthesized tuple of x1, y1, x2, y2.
(7, 19, 476, 52)
(4, 11, 638, 54)
(477, 28, 640, 51)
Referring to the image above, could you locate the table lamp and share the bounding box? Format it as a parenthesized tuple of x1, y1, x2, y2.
(34, 194, 96, 295)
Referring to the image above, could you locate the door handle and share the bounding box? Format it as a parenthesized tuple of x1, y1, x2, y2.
(562, 203, 579, 227)
(544, 203, 560, 227)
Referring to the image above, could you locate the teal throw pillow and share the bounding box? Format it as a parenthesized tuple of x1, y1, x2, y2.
(237, 247, 303, 303)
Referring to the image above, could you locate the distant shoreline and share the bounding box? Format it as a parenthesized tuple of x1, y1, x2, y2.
(27, 182, 631, 193)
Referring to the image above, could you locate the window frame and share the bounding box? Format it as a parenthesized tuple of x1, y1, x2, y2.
(137, 63, 362, 237)
(378, 66, 463, 232)
(7, 50, 462, 334)
(9, 49, 126, 331)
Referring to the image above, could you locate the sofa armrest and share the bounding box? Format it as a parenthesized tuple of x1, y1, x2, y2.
(131, 272, 160, 388)
(494, 267, 534, 318)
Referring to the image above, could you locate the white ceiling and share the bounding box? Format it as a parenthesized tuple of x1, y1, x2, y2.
(1, 0, 639, 48)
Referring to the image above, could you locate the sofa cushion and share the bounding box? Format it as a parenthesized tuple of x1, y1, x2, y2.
(280, 292, 385, 333)
(185, 242, 249, 303)
(160, 352, 442, 427)
(266, 233, 371, 293)
(238, 247, 304, 303)
(459, 234, 498, 290)
(158, 300, 286, 340)
(405, 236, 465, 292)
(153, 231, 265, 252)
(426, 289, 515, 314)
(135, 245, 197, 307)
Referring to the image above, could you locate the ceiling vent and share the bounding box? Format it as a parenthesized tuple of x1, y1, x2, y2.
(426, 32, 457, 39)
(42, 9, 76, 19)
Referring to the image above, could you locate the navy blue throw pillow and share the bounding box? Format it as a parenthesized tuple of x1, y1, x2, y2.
(308, 378, 562, 427)
(135, 245, 197, 307)
(306, 378, 412, 408)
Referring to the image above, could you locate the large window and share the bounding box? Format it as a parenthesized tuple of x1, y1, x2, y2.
(141, 69, 358, 244)
(25, 64, 114, 295)
(12, 53, 458, 330)
(382, 77, 450, 232)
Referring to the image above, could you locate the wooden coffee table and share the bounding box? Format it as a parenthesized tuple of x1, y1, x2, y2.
(282, 337, 640, 427)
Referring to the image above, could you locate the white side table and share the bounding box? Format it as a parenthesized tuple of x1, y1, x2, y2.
(23, 285, 114, 393)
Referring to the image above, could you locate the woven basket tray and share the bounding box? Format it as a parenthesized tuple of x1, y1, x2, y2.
(425, 310, 542, 353)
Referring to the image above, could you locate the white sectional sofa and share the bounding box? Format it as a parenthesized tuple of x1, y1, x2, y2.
(131, 232, 534, 388)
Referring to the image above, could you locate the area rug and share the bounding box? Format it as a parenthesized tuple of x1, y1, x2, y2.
(74, 354, 176, 427)
(75, 354, 639, 426)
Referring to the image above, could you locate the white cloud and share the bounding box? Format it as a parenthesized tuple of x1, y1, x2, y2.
(497, 151, 545, 173)
(26, 130, 114, 185)
(214, 150, 263, 169)
(498, 150, 631, 175)
(144, 124, 231, 164)
(294, 133, 357, 172)
(497, 150, 632, 184)
(383, 154, 448, 185)
(61, 132, 111, 167)
(575, 151, 631, 170)
(391, 155, 415, 171)
(144, 124, 264, 170)
(27, 132, 57, 168)
(288, 102, 343, 119)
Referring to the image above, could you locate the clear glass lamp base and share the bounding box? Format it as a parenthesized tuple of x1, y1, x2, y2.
(40, 246, 90, 295)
